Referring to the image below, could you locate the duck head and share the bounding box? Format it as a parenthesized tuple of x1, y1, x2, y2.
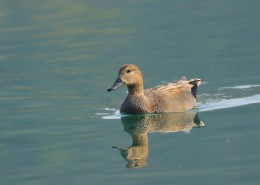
(107, 64, 144, 93)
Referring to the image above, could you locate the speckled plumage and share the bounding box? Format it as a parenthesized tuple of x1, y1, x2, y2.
(108, 64, 201, 114)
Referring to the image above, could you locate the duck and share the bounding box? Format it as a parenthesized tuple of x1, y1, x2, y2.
(107, 64, 201, 114)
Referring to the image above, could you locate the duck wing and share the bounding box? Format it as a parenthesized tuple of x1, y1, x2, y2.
(148, 78, 201, 97)
(144, 78, 201, 112)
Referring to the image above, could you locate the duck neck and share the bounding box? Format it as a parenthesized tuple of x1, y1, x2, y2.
(127, 82, 144, 96)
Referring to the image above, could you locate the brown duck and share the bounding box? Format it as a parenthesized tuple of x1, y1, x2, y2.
(108, 64, 201, 114)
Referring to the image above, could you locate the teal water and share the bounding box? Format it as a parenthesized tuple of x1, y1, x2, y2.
(0, 0, 260, 184)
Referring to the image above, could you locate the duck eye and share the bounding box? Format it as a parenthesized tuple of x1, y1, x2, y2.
(126, 69, 131, 73)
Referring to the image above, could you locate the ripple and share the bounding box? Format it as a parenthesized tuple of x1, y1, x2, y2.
(197, 94, 260, 112)
(96, 108, 121, 119)
(218, 84, 260, 90)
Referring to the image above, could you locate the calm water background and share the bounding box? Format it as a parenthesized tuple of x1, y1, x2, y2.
(1, 0, 260, 184)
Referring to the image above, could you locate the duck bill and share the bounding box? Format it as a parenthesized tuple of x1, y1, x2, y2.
(107, 78, 124, 92)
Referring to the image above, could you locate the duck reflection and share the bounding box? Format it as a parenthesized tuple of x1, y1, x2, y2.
(113, 112, 205, 168)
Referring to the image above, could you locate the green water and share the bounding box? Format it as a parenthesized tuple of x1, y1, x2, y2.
(1, 0, 260, 184)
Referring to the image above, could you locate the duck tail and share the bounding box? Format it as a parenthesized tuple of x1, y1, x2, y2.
(189, 78, 201, 98)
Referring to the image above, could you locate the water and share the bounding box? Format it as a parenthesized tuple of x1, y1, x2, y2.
(0, 0, 260, 184)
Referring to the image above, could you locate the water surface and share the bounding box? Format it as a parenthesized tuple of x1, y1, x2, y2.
(0, 0, 260, 185)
